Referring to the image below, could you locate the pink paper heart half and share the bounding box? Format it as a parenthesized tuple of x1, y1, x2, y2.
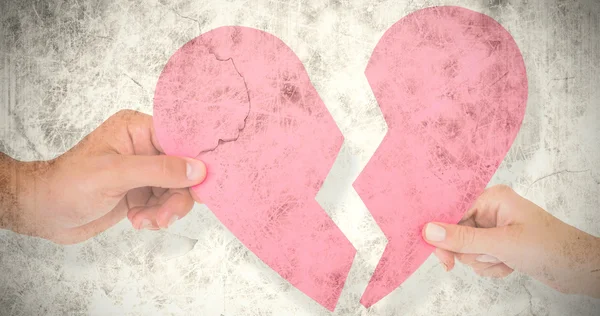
(153, 26, 356, 311)
(354, 6, 528, 307)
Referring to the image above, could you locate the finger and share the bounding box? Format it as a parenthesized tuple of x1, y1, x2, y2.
(459, 205, 477, 223)
(452, 185, 508, 232)
(112, 155, 207, 190)
(128, 205, 161, 230)
(124, 111, 163, 155)
(458, 190, 489, 224)
(152, 186, 167, 198)
(455, 253, 479, 265)
(155, 189, 195, 229)
(454, 253, 500, 272)
(125, 187, 152, 209)
(470, 261, 501, 271)
(474, 263, 514, 278)
(422, 222, 519, 257)
(456, 253, 501, 265)
(129, 189, 194, 230)
(127, 192, 165, 228)
(468, 185, 516, 228)
(188, 187, 203, 204)
(433, 248, 456, 271)
(458, 215, 477, 228)
(103, 110, 164, 155)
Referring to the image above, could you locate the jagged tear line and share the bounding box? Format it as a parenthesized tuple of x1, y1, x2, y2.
(194, 35, 252, 158)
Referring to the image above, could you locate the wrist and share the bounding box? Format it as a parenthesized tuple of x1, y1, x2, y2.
(0, 154, 20, 230)
(0, 155, 53, 235)
(566, 228, 600, 298)
(586, 236, 600, 298)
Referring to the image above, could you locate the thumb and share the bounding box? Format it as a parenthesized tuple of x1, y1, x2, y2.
(112, 155, 207, 190)
(422, 222, 518, 258)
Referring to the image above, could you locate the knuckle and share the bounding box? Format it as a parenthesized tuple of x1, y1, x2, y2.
(455, 253, 469, 264)
(498, 270, 513, 278)
(129, 124, 147, 140)
(115, 109, 136, 118)
(489, 184, 514, 198)
(492, 268, 510, 278)
(111, 110, 142, 128)
(159, 155, 171, 179)
(457, 253, 478, 265)
(454, 252, 464, 262)
(101, 110, 134, 133)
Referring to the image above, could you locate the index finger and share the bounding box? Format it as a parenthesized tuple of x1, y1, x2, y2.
(102, 110, 165, 155)
(123, 110, 165, 154)
(460, 185, 508, 229)
(188, 186, 203, 204)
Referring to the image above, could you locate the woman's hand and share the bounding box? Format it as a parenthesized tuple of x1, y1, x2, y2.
(423, 185, 600, 298)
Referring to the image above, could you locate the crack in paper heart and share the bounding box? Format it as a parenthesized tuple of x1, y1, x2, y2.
(196, 56, 251, 156)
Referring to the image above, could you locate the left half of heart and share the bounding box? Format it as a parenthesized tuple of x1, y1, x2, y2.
(153, 26, 357, 311)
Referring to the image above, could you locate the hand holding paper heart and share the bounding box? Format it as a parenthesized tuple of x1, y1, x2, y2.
(424, 184, 600, 299)
(0, 110, 207, 245)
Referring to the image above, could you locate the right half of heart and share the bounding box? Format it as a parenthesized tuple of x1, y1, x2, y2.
(354, 5, 528, 307)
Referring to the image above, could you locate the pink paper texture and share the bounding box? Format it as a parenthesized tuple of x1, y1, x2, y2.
(354, 6, 528, 307)
(153, 26, 356, 311)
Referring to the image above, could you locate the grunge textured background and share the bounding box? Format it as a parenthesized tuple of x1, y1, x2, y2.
(1, 0, 599, 315)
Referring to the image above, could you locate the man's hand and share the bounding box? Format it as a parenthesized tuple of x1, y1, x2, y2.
(422, 185, 600, 298)
(1, 110, 206, 244)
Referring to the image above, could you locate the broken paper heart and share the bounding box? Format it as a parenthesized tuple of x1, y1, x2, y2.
(153, 26, 356, 311)
(153, 5, 527, 311)
(354, 6, 528, 307)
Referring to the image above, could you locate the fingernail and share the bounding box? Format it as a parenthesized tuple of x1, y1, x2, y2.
(186, 159, 206, 181)
(476, 254, 500, 263)
(167, 215, 179, 227)
(140, 219, 153, 230)
(425, 223, 446, 242)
